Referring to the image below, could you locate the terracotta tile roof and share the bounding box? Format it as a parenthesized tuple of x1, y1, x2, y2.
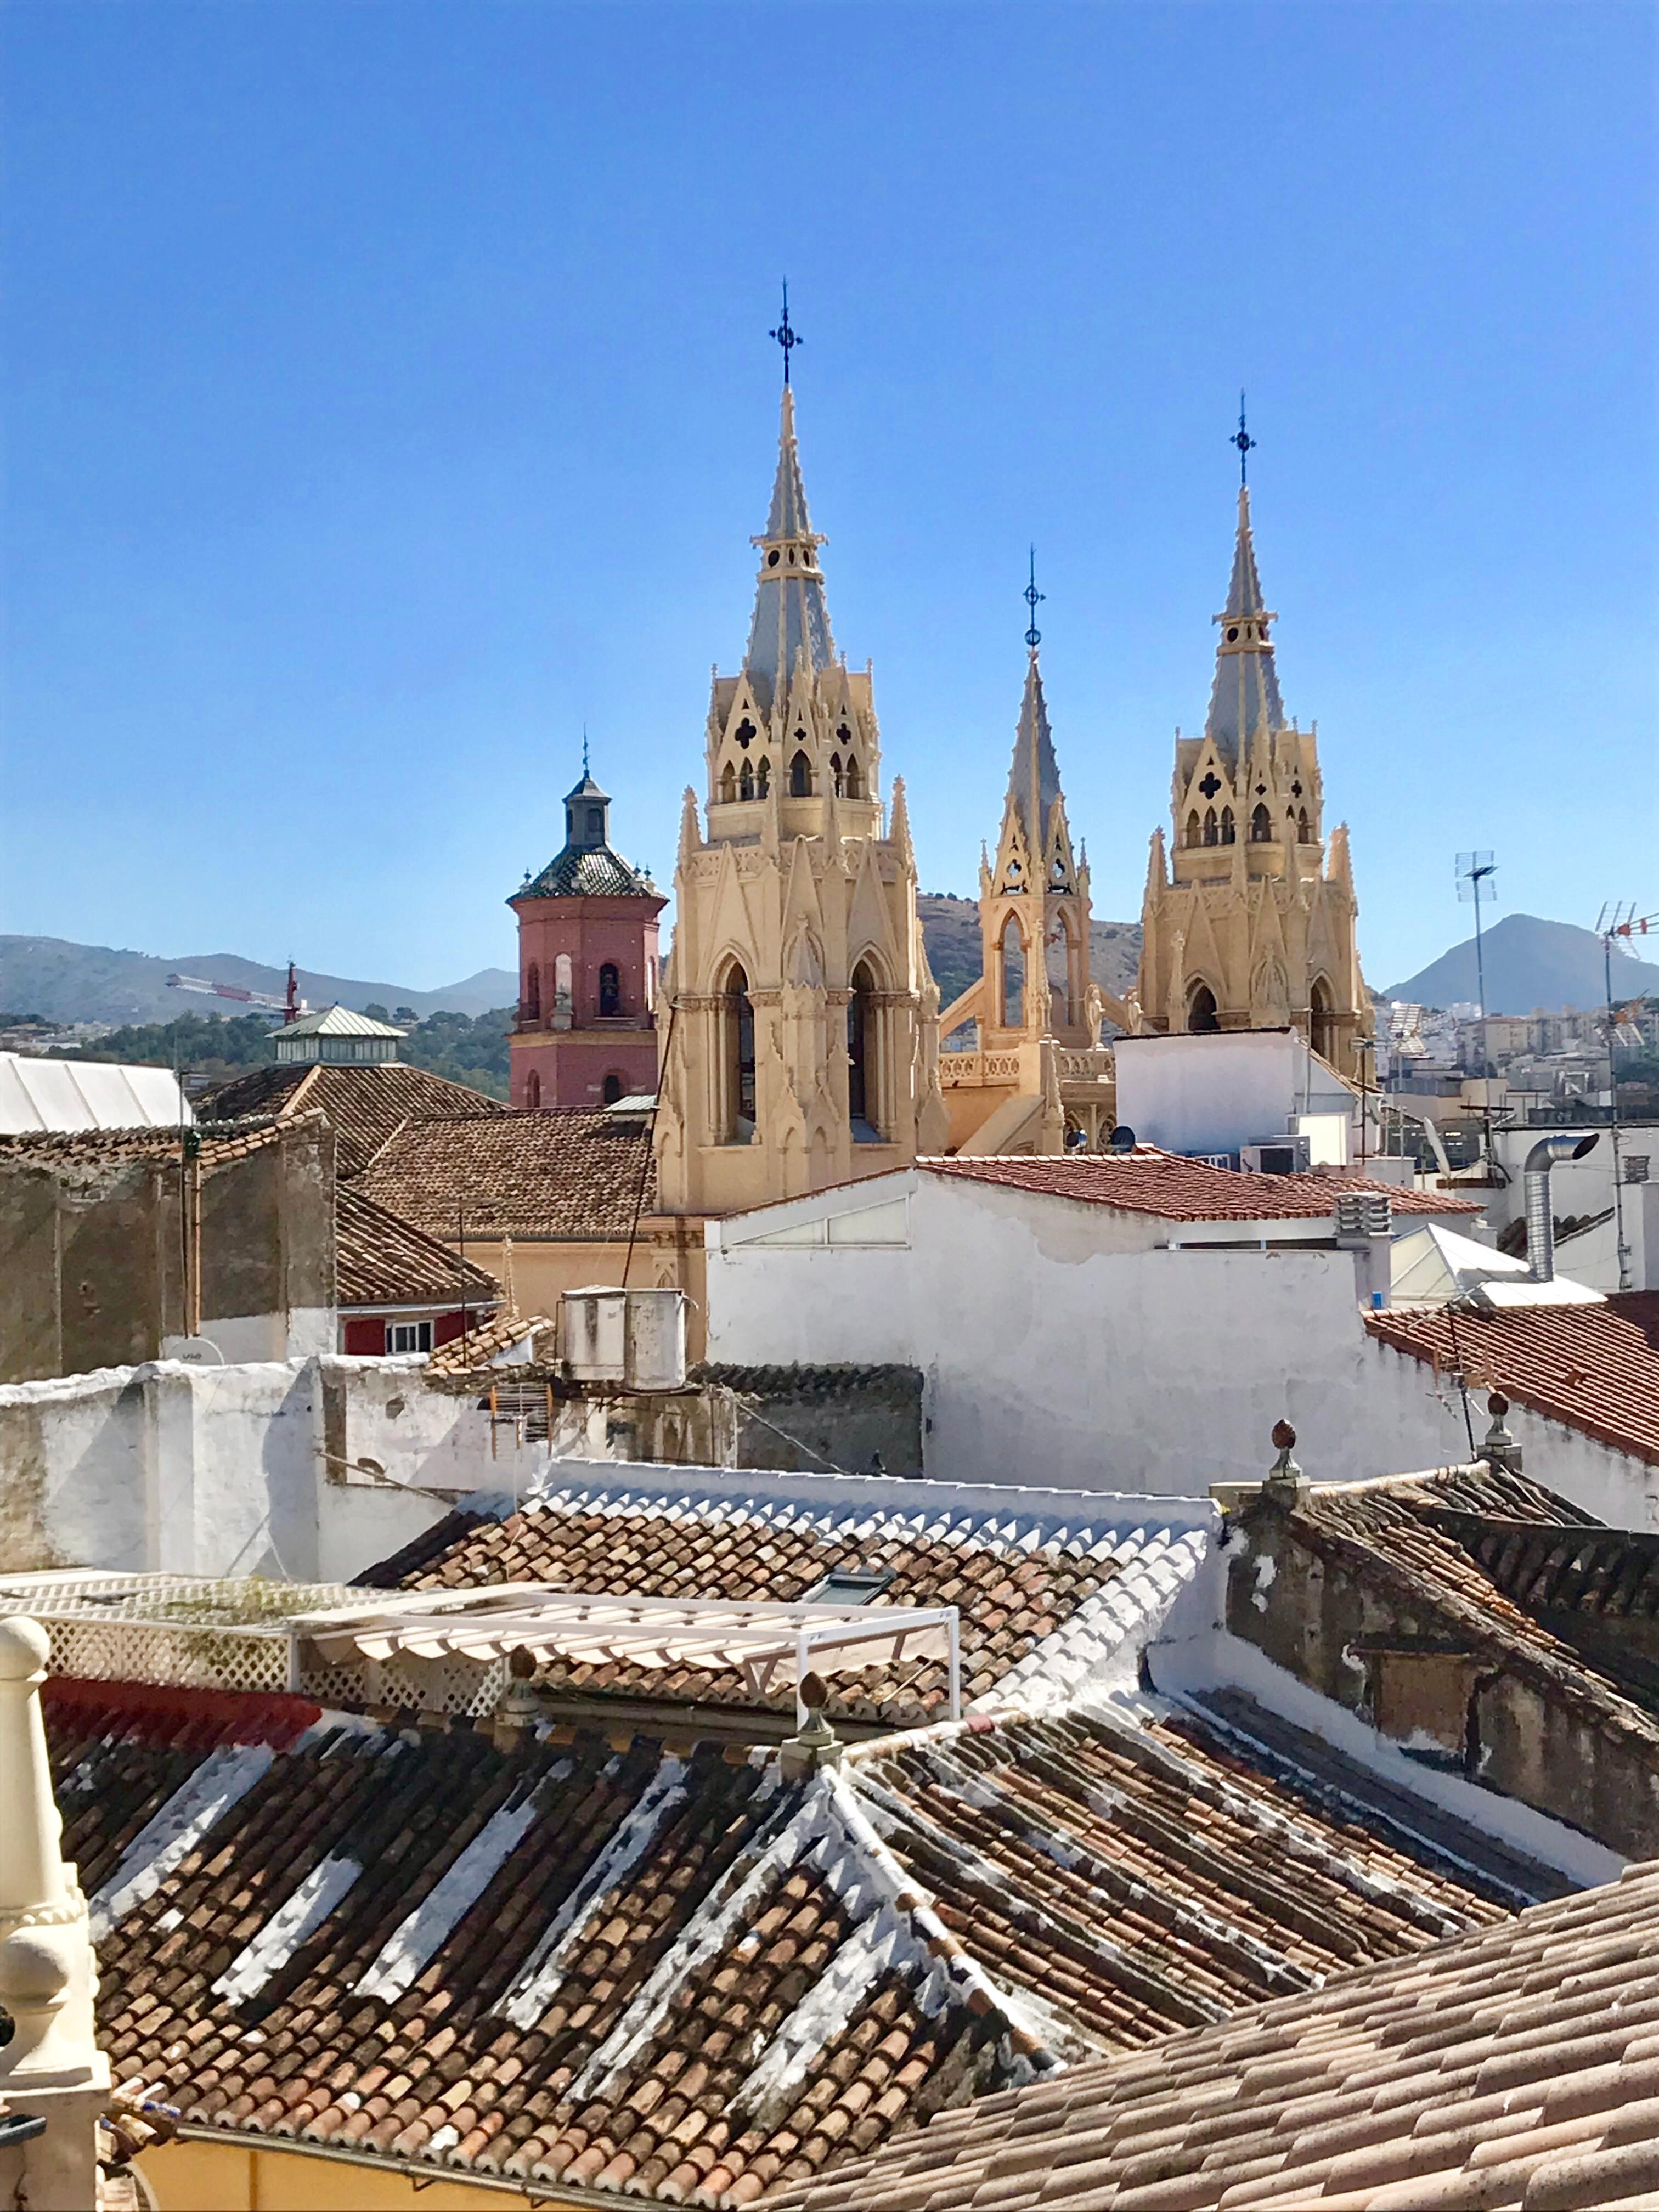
(0, 1117, 290, 1170)
(352, 1108, 657, 1241)
(48, 1668, 1549, 2208)
(772, 1857, 1659, 2212)
(1367, 1294, 1659, 1466)
(923, 1149, 1481, 1221)
(422, 1307, 548, 1378)
(354, 1475, 1212, 1729)
(200, 1062, 505, 1178)
(335, 1185, 501, 1310)
(1245, 1469, 1659, 1743)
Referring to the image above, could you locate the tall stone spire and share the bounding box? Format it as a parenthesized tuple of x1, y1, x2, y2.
(743, 388, 836, 709)
(1005, 650, 1063, 871)
(1203, 487, 1285, 763)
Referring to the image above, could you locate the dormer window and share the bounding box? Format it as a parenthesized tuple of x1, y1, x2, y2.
(586, 808, 603, 837)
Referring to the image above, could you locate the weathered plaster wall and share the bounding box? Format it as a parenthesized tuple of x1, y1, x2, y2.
(0, 1357, 538, 1584)
(706, 1171, 1658, 1522)
(0, 1128, 337, 1383)
(1225, 1502, 1659, 1862)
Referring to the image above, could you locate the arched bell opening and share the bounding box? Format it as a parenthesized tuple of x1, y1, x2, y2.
(1187, 981, 1221, 1034)
(1310, 976, 1336, 1062)
(848, 960, 882, 1142)
(719, 961, 756, 1141)
(999, 914, 1026, 1029)
(599, 962, 622, 1018)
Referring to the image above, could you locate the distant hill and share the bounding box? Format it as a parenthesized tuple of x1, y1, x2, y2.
(0, 936, 517, 1028)
(918, 895, 1142, 1009)
(1383, 914, 1659, 1014)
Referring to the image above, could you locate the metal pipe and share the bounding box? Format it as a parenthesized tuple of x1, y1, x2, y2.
(1524, 1131, 1599, 1282)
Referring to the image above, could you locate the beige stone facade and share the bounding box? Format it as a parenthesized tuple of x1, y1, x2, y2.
(938, 650, 1125, 1154)
(654, 390, 947, 1214)
(1138, 487, 1372, 1081)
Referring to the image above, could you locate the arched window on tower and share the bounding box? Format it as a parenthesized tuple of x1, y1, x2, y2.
(719, 762, 737, 804)
(757, 756, 770, 797)
(524, 963, 540, 1024)
(526, 1070, 541, 1110)
(789, 751, 812, 797)
(1251, 803, 1273, 842)
(1000, 914, 1025, 1029)
(1203, 807, 1219, 847)
(1297, 807, 1313, 843)
(601, 1072, 624, 1106)
(738, 761, 754, 801)
(599, 962, 621, 1018)
(1221, 806, 1236, 845)
(844, 754, 862, 798)
(721, 962, 756, 1141)
(830, 754, 844, 796)
(1310, 977, 1336, 1062)
(1046, 914, 1075, 1028)
(1186, 811, 1201, 849)
(554, 952, 573, 1013)
(1187, 981, 1220, 1033)
(848, 961, 879, 1140)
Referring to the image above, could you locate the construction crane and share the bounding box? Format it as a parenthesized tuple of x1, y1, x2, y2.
(167, 961, 307, 1023)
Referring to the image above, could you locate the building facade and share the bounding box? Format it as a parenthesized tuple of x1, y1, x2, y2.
(508, 769, 665, 1112)
(1138, 486, 1372, 1081)
(654, 385, 947, 1215)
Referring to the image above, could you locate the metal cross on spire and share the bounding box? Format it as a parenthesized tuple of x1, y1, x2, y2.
(770, 280, 802, 387)
(1024, 546, 1045, 650)
(1233, 391, 1256, 485)
(582, 723, 590, 777)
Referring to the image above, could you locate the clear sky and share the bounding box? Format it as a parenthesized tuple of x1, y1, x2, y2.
(3, 0, 1654, 996)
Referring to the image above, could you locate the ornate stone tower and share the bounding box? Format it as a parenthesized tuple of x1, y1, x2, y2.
(654, 374, 947, 1214)
(507, 762, 665, 1111)
(979, 646, 1093, 1054)
(1138, 483, 1370, 1079)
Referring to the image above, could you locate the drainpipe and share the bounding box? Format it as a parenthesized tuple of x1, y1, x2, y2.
(1525, 1132, 1599, 1283)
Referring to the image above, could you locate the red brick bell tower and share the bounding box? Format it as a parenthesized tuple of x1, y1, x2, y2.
(507, 761, 665, 1111)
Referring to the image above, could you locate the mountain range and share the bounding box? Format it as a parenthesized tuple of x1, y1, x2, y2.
(1381, 914, 1659, 1015)
(4, 907, 1650, 1036)
(0, 937, 517, 1028)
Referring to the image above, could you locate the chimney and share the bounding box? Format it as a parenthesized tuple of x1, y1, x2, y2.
(1335, 1189, 1393, 1310)
(1524, 1132, 1599, 1282)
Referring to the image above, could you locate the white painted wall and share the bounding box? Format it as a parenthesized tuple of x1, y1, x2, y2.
(1113, 1030, 1356, 1158)
(707, 1170, 1659, 1527)
(0, 1356, 549, 1586)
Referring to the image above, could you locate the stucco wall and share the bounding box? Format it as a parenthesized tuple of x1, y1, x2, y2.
(706, 1171, 1658, 1521)
(0, 1356, 541, 1584)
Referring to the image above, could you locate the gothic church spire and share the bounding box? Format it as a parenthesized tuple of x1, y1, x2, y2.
(743, 387, 836, 710)
(1203, 486, 1285, 763)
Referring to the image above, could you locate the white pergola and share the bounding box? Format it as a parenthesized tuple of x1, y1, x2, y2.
(292, 1585, 962, 1723)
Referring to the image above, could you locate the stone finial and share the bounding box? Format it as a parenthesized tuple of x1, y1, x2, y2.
(0, 1616, 109, 2212)
(491, 1644, 542, 1752)
(1478, 1391, 1523, 1476)
(1264, 1419, 1307, 1504)
(781, 1669, 842, 1779)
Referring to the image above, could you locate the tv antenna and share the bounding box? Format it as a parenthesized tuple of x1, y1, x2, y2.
(1455, 851, 1498, 1023)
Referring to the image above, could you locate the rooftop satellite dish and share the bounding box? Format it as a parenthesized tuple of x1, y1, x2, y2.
(1108, 1125, 1137, 1154)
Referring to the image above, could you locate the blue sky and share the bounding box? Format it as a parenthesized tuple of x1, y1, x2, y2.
(3, 0, 1654, 996)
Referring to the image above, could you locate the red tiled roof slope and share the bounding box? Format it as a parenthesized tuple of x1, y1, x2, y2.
(770, 1858, 1659, 2212)
(924, 1149, 1479, 1221)
(200, 1062, 505, 1177)
(46, 1674, 1547, 2208)
(1367, 1294, 1659, 1466)
(354, 1480, 1158, 1728)
(353, 1109, 654, 1239)
(335, 1184, 501, 1308)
